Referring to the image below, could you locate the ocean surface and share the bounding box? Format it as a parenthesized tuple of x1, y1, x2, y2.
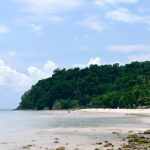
(0, 110, 149, 132)
(0, 110, 149, 149)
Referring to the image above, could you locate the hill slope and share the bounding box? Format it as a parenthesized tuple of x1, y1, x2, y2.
(18, 61, 150, 110)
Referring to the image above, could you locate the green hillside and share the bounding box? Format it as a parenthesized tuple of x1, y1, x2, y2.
(18, 61, 150, 110)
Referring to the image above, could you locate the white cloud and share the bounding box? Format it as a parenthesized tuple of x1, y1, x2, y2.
(21, 0, 84, 14)
(0, 26, 10, 33)
(108, 44, 150, 53)
(15, 15, 68, 32)
(78, 16, 106, 32)
(30, 23, 43, 32)
(94, 0, 138, 6)
(106, 7, 141, 23)
(16, 0, 76, 29)
(0, 60, 58, 91)
(0, 58, 102, 91)
(0, 59, 30, 91)
(128, 54, 150, 62)
(15, 0, 84, 30)
(26, 60, 58, 89)
(74, 57, 102, 68)
(28, 60, 58, 81)
(88, 57, 102, 65)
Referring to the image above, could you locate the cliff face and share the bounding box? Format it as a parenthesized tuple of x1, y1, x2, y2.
(18, 61, 150, 110)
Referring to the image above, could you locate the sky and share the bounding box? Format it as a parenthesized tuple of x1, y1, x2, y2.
(0, 0, 150, 109)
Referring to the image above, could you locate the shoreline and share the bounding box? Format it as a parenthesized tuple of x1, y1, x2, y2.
(0, 110, 149, 150)
(78, 108, 150, 115)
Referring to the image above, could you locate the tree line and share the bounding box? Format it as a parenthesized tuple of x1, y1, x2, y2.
(18, 61, 150, 110)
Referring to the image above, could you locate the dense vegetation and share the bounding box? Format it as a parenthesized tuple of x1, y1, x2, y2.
(18, 61, 150, 110)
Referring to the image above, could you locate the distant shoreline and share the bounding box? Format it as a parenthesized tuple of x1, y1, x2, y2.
(78, 108, 150, 115)
(14, 108, 150, 115)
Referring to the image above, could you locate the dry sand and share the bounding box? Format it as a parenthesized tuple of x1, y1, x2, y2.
(79, 108, 150, 115)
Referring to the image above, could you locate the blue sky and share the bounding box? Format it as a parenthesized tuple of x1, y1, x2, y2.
(0, 0, 150, 109)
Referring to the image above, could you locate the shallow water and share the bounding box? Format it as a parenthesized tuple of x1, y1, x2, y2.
(0, 110, 149, 150)
(0, 110, 149, 132)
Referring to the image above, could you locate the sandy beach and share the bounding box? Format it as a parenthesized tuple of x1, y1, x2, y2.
(79, 108, 150, 115)
(0, 109, 149, 150)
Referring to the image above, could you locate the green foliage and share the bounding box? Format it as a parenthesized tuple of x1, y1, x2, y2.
(53, 99, 79, 110)
(18, 61, 150, 110)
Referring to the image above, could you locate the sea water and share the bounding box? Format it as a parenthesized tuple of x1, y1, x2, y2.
(0, 110, 149, 132)
(0, 110, 149, 149)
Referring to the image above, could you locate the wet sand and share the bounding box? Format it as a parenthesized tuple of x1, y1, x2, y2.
(0, 127, 137, 150)
(0, 109, 149, 150)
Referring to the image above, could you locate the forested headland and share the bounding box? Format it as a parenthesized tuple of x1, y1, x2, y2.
(18, 61, 150, 110)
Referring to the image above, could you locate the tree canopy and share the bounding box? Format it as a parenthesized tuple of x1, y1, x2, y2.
(18, 61, 150, 110)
